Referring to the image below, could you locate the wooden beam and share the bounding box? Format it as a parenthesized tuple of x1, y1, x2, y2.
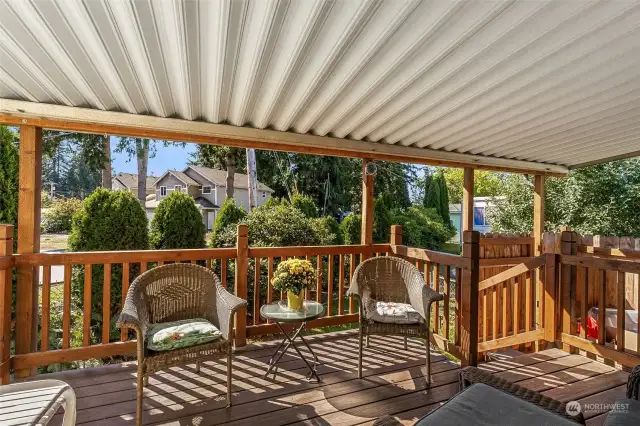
(543, 253, 558, 342)
(16, 125, 42, 378)
(0, 225, 13, 384)
(478, 255, 546, 291)
(560, 333, 640, 369)
(462, 168, 474, 233)
(0, 100, 568, 176)
(361, 160, 374, 247)
(234, 224, 248, 348)
(533, 175, 545, 256)
(460, 231, 480, 367)
(560, 228, 577, 353)
(478, 329, 544, 352)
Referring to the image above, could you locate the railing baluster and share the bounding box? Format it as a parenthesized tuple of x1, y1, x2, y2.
(525, 270, 532, 333)
(502, 282, 508, 338)
(443, 265, 450, 340)
(83, 264, 92, 347)
(221, 257, 227, 287)
(140, 261, 147, 274)
(598, 269, 606, 345)
(455, 267, 461, 346)
(513, 275, 519, 336)
(305, 255, 311, 300)
(338, 254, 345, 315)
(482, 290, 487, 342)
(41, 265, 51, 352)
(103, 264, 111, 344)
(316, 255, 322, 304)
(616, 271, 625, 352)
(424, 262, 431, 286)
(432, 264, 439, 334)
(579, 265, 587, 339)
(328, 254, 334, 316)
(206, 258, 211, 269)
(492, 286, 498, 340)
(254, 257, 260, 325)
(63, 264, 71, 349)
(267, 257, 274, 304)
(121, 262, 130, 341)
(349, 253, 356, 314)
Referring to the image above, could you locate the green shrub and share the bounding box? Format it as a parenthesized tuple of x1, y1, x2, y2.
(291, 193, 317, 218)
(42, 198, 83, 234)
(392, 206, 455, 251)
(373, 197, 392, 243)
(211, 198, 247, 247)
(150, 191, 205, 249)
(340, 214, 361, 245)
(314, 216, 343, 245)
(0, 126, 18, 228)
(69, 188, 148, 341)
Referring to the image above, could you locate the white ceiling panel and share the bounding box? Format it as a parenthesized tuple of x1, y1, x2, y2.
(1, 0, 639, 169)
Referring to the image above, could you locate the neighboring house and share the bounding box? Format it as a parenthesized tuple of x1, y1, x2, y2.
(146, 165, 274, 231)
(449, 196, 500, 245)
(112, 173, 158, 196)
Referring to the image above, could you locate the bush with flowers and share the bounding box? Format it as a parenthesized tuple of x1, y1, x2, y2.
(271, 259, 315, 294)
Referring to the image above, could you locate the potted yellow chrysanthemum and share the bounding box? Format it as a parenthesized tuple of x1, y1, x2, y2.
(271, 259, 315, 310)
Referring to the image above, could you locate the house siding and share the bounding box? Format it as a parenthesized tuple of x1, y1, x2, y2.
(184, 168, 218, 206)
(156, 174, 188, 202)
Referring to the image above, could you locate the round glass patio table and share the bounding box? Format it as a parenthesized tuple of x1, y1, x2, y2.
(260, 301, 325, 382)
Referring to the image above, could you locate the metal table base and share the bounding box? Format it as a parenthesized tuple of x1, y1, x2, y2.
(263, 320, 320, 382)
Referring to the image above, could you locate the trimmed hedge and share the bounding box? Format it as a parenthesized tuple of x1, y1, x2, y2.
(211, 198, 247, 247)
(150, 191, 205, 249)
(42, 197, 83, 234)
(69, 188, 148, 341)
(340, 214, 361, 245)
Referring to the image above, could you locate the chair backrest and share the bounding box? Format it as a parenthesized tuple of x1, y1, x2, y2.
(139, 263, 220, 325)
(353, 256, 420, 304)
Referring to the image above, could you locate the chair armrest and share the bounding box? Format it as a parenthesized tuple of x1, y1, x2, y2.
(628, 365, 640, 400)
(407, 275, 444, 322)
(116, 282, 149, 337)
(459, 367, 585, 424)
(214, 284, 248, 342)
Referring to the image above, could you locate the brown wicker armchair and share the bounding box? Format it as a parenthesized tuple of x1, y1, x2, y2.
(347, 256, 443, 382)
(117, 263, 247, 425)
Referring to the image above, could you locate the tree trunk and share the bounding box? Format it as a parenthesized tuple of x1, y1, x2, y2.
(226, 153, 235, 199)
(246, 148, 257, 211)
(101, 135, 112, 189)
(136, 139, 149, 204)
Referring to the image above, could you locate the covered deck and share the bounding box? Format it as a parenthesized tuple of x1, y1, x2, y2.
(39, 332, 627, 426)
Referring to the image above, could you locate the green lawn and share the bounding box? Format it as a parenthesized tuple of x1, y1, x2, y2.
(441, 242, 461, 255)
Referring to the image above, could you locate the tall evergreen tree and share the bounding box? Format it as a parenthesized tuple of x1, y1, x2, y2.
(0, 126, 18, 227)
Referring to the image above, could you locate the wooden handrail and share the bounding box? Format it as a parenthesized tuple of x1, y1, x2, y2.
(560, 254, 640, 274)
(13, 247, 238, 266)
(248, 243, 390, 258)
(391, 245, 470, 269)
(0, 256, 13, 271)
(577, 245, 640, 259)
(478, 255, 546, 291)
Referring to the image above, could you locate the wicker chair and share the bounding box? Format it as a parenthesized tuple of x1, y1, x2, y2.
(347, 256, 443, 382)
(117, 263, 247, 425)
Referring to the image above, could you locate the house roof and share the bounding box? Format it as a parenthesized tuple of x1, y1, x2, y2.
(187, 166, 273, 192)
(194, 197, 218, 209)
(114, 173, 158, 190)
(157, 170, 200, 187)
(2, 2, 640, 172)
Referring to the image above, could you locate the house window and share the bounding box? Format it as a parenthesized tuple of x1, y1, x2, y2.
(261, 191, 266, 199)
(160, 186, 167, 196)
(474, 207, 487, 226)
(174, 185, 182, 192)
(202, 186, 212, 195)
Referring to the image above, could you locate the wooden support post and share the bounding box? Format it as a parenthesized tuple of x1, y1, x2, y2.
(0, 225, 14, 384)
(543, 253, 558, 342)
(390, 225, 402, 246)
(533, 175, 545, 351)
(361, 159, 374, 250)
(560, 227, 577, 352)
(462, 168, 474, 233)
(16, 125, 42, 378)
(460, 231, 480, 367)
(234, 224, 248, 347)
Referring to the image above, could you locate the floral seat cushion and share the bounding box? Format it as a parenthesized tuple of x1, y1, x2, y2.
(368, 301, 424, 324)
(146, 318, 222, 352)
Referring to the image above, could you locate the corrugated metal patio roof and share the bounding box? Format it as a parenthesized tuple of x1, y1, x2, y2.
(1, 0, 639, 172)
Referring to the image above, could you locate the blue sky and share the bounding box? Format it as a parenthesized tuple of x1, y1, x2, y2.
(110, 137, 196, 177)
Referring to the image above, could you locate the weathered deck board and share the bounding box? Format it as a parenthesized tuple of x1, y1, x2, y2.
(32, 333, 628, 426)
